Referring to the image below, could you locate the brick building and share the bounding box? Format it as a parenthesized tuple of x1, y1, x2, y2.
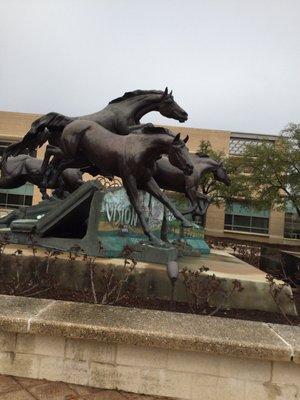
(0, 110, 299, 245)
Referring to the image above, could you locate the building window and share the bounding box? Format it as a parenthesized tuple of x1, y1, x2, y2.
(0, 191, 32, 209)
(224, 201, 270, 234)
(284, 203, 300, 239)
(0, 141, 34, 210)
(229, 138, 260, 155)
(229, 137, 274, 156)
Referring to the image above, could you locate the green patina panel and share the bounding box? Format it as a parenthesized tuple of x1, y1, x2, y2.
(0, 183, 34, 196)
(97, 187, 210, 256)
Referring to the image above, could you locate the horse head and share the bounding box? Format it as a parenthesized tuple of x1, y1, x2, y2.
(168, 133, 193, 175)
(213, 161, 231, 186)
(158, 87, 188, 123)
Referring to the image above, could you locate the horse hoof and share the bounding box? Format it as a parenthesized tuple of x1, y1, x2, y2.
(150, 238, 164, 247)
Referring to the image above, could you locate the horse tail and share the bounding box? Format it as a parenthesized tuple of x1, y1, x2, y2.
(2, 112, 73, 162)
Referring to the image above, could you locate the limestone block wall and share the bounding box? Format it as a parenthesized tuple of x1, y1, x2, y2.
(0, 111, 41, 139)
(0, 295, 298, 400)
(269, 209, 286, 243)
(0, 331, 299, 400)
(205, 204, 226, 237)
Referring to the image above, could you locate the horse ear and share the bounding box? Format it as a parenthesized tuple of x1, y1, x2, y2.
(163, 87, 168, 97)
(173, 133, 181, 143)
(183, 135, 189, 143)
(170, 90, 173, 96)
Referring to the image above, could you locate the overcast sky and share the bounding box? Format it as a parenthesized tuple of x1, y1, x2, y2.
(0, 0, 299, 134)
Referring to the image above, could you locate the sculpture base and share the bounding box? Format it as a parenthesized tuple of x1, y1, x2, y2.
(168, 235, 210, 255)
(98, 232, 178, 263)
(131, 242, 178, 263)
(97, 231, 210, 262)
(0, 181, 210, 262)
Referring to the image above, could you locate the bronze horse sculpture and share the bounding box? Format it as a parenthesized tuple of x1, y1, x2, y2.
(3, 88, 188, 166)
(153, 154, 231, 218)
(49, 121, 195, 245)
(0, 155, 85, 199)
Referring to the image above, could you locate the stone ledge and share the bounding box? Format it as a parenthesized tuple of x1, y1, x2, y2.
(0, 294, 298, 363)
(269, 323, 300, 363)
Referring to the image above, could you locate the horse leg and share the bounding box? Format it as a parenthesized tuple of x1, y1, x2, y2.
(160, 205, 169, 242)
(39, 163, 54, 200)
(52, 177, 66, 199)
(196, 193, 211, 215)
(39, 146, 64, 199)
(39, 185, 50, 200)
(143, 178, 197, 228)
(48, 159, 77, 187)
(61, 170, 84, 193)
(40, 158, 72, 200)
(41, 145, 61, 174)
(182, 188, 200, 218)
(123, 175, 163, 246)
(40, 149, 66, 196)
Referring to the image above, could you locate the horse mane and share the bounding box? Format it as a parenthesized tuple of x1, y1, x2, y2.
(131, 125, 175, 138)
(195, 153, 222, 167)
(109, 90, 164, 104)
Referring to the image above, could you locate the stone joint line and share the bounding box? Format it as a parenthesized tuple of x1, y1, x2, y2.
(267, 323, 295, 360)
(27, 301, 56, 332)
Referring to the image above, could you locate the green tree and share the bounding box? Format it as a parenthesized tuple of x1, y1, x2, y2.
(240, 123, 300, 216)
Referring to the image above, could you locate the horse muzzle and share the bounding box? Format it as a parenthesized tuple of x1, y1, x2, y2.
(179, 112, 188, 123)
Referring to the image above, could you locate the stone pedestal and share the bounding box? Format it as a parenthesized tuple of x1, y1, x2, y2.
(0, 180, 210, 262)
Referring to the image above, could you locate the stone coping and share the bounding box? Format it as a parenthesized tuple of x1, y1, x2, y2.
(0, 294, 299, 364)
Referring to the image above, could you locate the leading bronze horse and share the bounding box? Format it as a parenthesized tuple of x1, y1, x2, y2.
(3, 88, 188, 164)
(54, 121, 195, 245)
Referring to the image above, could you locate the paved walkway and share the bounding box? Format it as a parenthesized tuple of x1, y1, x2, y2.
(0, 375, 167, 400)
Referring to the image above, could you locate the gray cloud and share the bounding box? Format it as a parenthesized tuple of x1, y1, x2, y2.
(0, 0, 299, 134)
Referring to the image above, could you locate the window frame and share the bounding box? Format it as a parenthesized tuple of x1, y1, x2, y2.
(224, 201, 270, 235)
(284, 211, 300, 239)
(0, 140, 34, 210)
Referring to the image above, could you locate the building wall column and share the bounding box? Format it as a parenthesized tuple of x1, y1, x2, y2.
(205, 204, 225, 236)
(268, 209, 285, 243)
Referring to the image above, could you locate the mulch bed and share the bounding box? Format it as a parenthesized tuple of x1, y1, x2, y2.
(0, 284, 298, 326)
